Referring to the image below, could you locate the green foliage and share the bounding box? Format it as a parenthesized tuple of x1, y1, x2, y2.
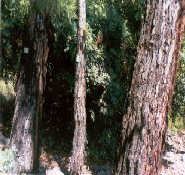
(169, 35, 185, 131)
(2, 0, 145, 166)
(1, 0, 29, 82)
(85, 0, 144, 163)
(0, 147, 23, 173)
(2, 0, 185, 169)
(41, 0, 78, 145)
(168, 117, 185, 135)
(86, 129, 118, 164)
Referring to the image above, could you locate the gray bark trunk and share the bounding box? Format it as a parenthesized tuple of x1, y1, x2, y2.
(70, 0, 86, 175)
(0, 0, 2, 137)
(116, 0, 185, 174)
(9, 4, 49, 173)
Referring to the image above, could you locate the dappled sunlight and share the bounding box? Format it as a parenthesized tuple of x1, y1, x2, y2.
(0, 79, 15, 138)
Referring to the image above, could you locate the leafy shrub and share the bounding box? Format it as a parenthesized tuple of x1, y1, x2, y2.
(0, 146, 23, 173)
(86, 129, 118, 165)
(169, 41, 185, 132)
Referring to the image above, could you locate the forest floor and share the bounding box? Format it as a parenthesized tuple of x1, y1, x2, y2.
(160, 129, 185, 175)
(39, 129, 185, 175)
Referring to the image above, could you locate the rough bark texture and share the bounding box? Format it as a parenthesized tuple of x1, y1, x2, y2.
(70, 0, 86, 175)
(9, 4, 49, 173)
(0, 0, 2, 137)
(116, 0, 185, 175)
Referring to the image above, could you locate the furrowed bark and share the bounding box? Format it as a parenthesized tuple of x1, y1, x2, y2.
(9, 4, 49, 173)
(70, 0, 86, 174)
(116, 0, 185, 174)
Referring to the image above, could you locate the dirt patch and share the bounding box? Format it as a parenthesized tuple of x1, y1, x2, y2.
(39, 130, 185, 175)
(160, 130, 185, 175)
(39, 148, 113, 175)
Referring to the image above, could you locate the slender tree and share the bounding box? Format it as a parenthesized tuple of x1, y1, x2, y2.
(70, 0, 86, 174)
(116, 0, 185, 174)
(9, 1, 51, 173)
(0, 0, 3, 136)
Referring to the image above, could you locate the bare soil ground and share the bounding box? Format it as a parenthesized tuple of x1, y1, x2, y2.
(39, 149, 113, 175)
(160, 130, 185, 175)
(39, 130, 185, 175)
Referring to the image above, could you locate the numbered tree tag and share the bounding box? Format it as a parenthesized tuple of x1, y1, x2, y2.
(24, 47, 29, 54)
(76, 55, 82, 62)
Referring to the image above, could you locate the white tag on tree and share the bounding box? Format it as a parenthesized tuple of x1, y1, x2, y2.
(24, 47, 29, 54)
(76, 55, 82, 62)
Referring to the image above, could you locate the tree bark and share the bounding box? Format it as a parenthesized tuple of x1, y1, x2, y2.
(70, 0, 86, 175)
(116, 0, 185, 175)
(0, 0, 3, 137)
(9, 4, 49, 173)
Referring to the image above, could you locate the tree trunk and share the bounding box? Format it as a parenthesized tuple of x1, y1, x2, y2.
(116, 0, 185, 175)
(9, 4, 49, 173)
(0, 0, 3, 137)
(70, 0, 86, 175)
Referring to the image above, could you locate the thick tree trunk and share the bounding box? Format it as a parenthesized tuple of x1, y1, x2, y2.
(116, 1, 185, 175)
(70, 0, 86, 175)
(9, 4, 49, 173)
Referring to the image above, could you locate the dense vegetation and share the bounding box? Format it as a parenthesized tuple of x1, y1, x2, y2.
(1, 0, 184, 166)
